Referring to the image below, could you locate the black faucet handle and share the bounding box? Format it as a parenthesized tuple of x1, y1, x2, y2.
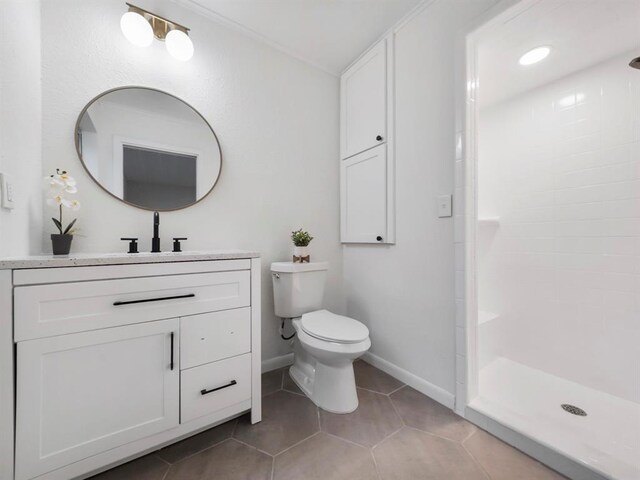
(172, 237, 187, 253)
(120, 238, 139, 254)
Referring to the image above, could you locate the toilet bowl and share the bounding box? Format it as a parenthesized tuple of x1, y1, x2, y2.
(289, 310, 370, 413)
(270, 262, 371, 414)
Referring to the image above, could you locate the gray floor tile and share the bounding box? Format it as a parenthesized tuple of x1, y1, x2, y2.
(273, 432, 378, 480)
(390, 386, 475, 441)
(354, 360, 404, 394)
(464, 429, 567, 480)
(164, 439, 271, 480)
(88, 454, 169, 480)
(374, 427, 487, 480)
(156, 419, 236, 464)
(320, 388, 402, 447)
(234, 390, 319, 455)
(262, 367, 284, 397)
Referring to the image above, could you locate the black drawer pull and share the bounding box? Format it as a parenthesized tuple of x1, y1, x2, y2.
(113, 293, 195, 306)
(170, 332, 175, 371)
(201, 380, 237, 396)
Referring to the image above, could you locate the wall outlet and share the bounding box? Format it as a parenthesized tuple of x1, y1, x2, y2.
(437, 194, 452, 218)
(1, 173, 16, 209)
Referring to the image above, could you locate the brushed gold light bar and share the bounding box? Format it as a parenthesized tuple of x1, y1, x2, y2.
(125, 2, 190, 40)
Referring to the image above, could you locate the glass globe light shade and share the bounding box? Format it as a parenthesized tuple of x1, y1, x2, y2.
(165, 29, 194, 61)
(120, 11, 153, 48)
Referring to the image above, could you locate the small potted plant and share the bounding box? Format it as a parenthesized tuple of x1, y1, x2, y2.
(291, 229, 313, 263)
(45, 168, 80, 255)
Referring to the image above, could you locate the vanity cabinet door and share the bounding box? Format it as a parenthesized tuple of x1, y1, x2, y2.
(15, 319, 179, 480)
(341, 39, 387, 159)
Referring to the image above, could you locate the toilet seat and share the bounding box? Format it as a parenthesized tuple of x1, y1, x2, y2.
(300, 310, 369, 344)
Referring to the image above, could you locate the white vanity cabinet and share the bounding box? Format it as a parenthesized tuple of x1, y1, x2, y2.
(0, 252, 261, 480)
(340, 35, 395, 244)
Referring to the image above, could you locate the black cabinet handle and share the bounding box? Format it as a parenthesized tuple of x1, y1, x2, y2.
(376, 236, 383, 242)
(113, 293, 195, 306)
(201, 380, 237, 396)
(170, 332, 174, 371)
(376, 135, 383, 141)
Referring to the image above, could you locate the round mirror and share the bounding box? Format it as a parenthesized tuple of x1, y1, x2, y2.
(75, 87, 222, 211)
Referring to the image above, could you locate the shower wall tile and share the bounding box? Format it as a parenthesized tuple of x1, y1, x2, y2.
(478, 50, 640, 403)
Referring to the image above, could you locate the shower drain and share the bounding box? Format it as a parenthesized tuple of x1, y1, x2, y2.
(561, 404, 587, 416)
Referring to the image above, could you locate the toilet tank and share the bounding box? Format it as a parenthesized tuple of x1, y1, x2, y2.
(271, 262, 328, 318)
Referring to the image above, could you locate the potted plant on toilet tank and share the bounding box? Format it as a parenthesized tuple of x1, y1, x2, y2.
(291, 229, 313, 263)
(45, 168, 80, 255)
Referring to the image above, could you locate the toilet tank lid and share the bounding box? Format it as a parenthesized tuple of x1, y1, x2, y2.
(270, 261, 328, 273)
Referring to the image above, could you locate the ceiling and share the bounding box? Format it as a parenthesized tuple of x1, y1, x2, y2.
(478, 0, 640, 108)
(172, 0, 421, 75)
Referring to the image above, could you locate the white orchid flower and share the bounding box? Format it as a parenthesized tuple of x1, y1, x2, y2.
(47, 194, 65, 206)
(60, 173, 76, 187)
(47, 194, 74, 208)
(45, 175, 65, 188)
(46, 169, 79, 237)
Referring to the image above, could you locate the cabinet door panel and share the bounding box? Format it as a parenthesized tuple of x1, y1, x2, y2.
(341, 144, 387, 243)
(341, 40, 386, 159)
(15, 319, 179, 480)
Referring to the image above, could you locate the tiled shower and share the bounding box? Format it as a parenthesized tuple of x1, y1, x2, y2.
(472, 5, 640, 478)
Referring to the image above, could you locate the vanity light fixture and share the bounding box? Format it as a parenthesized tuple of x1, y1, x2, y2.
(120, 3, 194, 61)
(519, 46, 551, 66)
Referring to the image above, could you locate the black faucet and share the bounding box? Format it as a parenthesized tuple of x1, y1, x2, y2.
(151, 211, 161, 253)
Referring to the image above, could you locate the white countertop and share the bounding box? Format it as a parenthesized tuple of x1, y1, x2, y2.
(0, 250, 260, 270)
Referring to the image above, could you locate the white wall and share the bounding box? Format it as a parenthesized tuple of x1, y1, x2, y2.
(39, 0, 344, 364)
(343, 0, 497, 398)
(0, 0, 42, 257)
(478, 52, 640, 402)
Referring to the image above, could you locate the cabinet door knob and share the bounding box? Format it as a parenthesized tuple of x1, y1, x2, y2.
(376, 135, 383, 141)
(376, 236, 383, 242)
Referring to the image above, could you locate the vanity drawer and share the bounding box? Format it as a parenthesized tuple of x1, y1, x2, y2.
(15, 271, 250, 341)
(181, 308, 251, 369)
(181, 354, 252, 423)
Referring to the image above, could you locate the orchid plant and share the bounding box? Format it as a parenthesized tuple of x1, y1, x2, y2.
(45, 168, 80, 235)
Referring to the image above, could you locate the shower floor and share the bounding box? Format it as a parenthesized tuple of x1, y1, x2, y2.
(470, 357, 640, 480)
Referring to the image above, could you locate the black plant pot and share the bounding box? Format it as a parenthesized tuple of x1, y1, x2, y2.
(51, 234, 73, 255)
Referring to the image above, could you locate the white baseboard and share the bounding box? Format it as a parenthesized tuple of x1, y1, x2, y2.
(361, 352, 455, 409)
(261, 353, 294, 373)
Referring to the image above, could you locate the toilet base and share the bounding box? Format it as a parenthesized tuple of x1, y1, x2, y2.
(288, 320, 370, 414)
(289, 363, 359, 414)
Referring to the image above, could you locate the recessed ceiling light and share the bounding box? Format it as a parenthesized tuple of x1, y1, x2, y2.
(519, 46, 551, 66)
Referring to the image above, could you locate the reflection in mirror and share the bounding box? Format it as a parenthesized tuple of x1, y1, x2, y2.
(76, 87, 221, 211)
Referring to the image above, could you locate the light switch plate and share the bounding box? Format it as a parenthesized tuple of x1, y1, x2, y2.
(438, 194, 452, 218)
(1, 173, 16, 209)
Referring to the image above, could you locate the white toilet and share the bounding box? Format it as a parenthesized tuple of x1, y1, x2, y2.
(271, 261, 370, 413)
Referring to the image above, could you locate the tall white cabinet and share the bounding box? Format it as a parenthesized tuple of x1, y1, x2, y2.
(340, 35, 395, 244)
(0, 252, 262, 480)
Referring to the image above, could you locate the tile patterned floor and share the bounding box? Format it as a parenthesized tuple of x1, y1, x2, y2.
(91, 360, 566, 480)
